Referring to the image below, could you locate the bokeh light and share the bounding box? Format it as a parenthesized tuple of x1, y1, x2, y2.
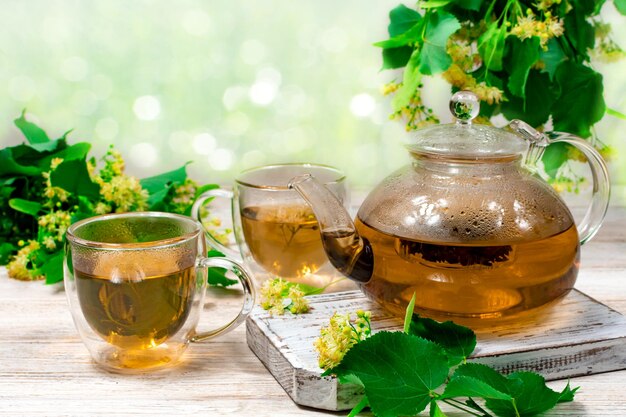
(0, 0, 624, 195)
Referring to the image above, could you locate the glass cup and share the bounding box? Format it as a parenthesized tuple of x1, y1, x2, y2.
(192, 163, 354, 292)
(64, 212, 255, 373)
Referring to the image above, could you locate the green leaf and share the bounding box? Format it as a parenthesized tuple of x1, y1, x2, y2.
(501, 70, 555, 126)
(392, 49, 422, 111)
(429, 401, 448, 417)
(453, 0, 482, 11)
(0, 148, 45, 177)
(71, 196, 96, 223)
(284, 281, 325, 296)
(140, 164, 188, 194)
(404, 292, 417, 333)
(329, 331, 449, 417)
(141, 164, 189, 210)
(616, 0, 626, 14)
(388, 4, 422, 37)
(542, 141, 570, 178)
(50, 159, 101, 200)
(206, 249, 238, 287)
(452, 363, 515, 394)
(557, 381, 579, 403)
(440, 375, 513, 401)
(553, 61, 605, 138)
(505, 36, 541, 98)
(194, 183, 220, 199)
(420, 0, 453, 9)
(409, 314, 476, 366)
(418, 11, 461, 75)
(478, 24, 507, 71)
(539, 39, 566, 80)
(41, 250, 64, 285)
(8, 199, 42, 217)
(382, 46, 414, 69)
(564, 7, 595, 60)
(486, 372, 562, 417)
(14, 110, 50, 144)
(0, 242, 17, 265)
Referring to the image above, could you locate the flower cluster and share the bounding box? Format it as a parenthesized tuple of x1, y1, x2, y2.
(314, 310, 372, 370)
(510, 10, 564, 48)
(259, 278, 310, 315)
(384, 81, 439, 131)
(91, 147, 149, 214)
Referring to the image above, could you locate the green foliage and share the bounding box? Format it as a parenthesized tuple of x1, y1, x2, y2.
(1, 113, 225, 286)
(376, 0, 623, 179)
(408, 314, 476, 366)
(322, 302, 578, 417)
(417, 11, 461, 75)
(328, 331, 450, 417)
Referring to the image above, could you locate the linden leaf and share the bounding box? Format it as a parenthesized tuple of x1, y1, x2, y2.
(539, 38, 566, 81)
(440, 375, 513, 401)
(418, 11, 461, 75)
(501, 70, 555, 126)
(50, 159, 100, 200)
(616, 0, 626, 14)
(486, 372, 563, 417)
(392, 48, 422, 111)
(382, 46, 414, 69)
(557, 381, 580, 403)
(14, 110, 50, 144)
(388, 4, 422, 37)
(207, 249, 237, 287)
(8, 199, 42, 217)
(505, 36, 541, 98)
(452, 363, 516, 394)
(564, 7, 595, 61)
(478, 24, 507, 72)
(552, 61, 605, 138)
(409, 314, 476, 366)
(429, 401, 448, 417)
(329, 331, 449, 417)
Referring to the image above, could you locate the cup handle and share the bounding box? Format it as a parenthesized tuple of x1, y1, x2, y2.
(547, 132, 611, 244)
(190, 257, 256, 342)
(191, 188, 240, 258)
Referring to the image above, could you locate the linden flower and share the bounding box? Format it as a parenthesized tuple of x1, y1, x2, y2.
(259, 278, 310, 316)
(511, 12, 564, 48)
(7, 240, 43, 281)
(99, 176, 149, 212)
(314, 310, 372, 370)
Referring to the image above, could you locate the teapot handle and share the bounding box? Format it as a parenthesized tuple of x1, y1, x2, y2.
(546, 132, 610, 244)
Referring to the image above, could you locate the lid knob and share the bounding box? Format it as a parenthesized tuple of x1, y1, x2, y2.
(449, 91, 479, 125)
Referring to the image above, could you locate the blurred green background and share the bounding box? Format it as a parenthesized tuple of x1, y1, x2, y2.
(1, 1, 625, 197)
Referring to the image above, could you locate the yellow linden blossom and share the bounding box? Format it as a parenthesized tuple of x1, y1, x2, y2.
(99, 176, 149, 212)
(511, 11, 564, 48)
(314, 310, 372, 370)
(42, 158, 70, 205)
(42, 236, 57, 250)
(442, 64, 504, 105)
(260, 277, 310, 316)
(38, 210, 71, 241)
(7, 240, 43, 281)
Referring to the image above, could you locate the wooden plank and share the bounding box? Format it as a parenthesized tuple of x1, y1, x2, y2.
(246, 289, 626, 411)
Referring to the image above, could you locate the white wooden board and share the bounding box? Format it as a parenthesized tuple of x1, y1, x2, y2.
(246, 289, 626, 411)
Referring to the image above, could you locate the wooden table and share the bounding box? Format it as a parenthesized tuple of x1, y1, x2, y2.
(1, 204, 625, 416)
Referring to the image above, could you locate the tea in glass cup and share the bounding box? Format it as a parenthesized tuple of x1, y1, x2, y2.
(64, 212, 255, 372)
(193, 164, 354, 291)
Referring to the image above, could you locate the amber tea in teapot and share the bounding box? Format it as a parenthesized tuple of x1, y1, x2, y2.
(293, 91, 610, 322)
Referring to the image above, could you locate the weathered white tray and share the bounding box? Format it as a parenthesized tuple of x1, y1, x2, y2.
(246, 289, 626, 411)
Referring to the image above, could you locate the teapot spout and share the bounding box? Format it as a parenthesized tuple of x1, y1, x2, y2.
(289, 174, 373, 283)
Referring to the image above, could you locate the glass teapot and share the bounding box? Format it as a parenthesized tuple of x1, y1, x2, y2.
(290, 91, 610, 321)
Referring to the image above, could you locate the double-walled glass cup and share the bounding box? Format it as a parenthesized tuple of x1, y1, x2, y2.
(192, 163, 353, 291)
(64, 212, 255, 373)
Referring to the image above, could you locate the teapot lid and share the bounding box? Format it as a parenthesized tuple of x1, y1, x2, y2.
(406, 91, 527, 159)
